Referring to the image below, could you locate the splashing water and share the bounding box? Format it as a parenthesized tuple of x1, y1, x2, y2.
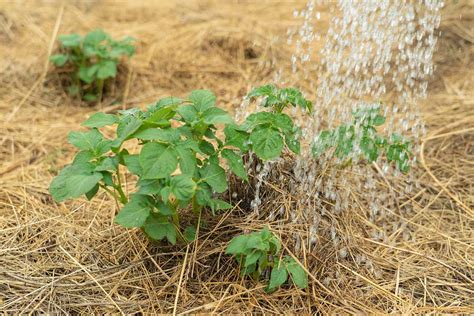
(236, 1, 444, 246)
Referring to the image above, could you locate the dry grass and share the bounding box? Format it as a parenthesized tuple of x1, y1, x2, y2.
(0, 0, 473, 314)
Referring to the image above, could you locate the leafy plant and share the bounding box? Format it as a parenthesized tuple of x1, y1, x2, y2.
(226, 227, 308, 292)
(49, 29, 135, 102)
(312, 104, 413, 172)
(47, 86, 311, 242)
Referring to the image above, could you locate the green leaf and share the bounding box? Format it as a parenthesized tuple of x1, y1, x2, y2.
(201, 162, 227, 193)
(247, 84, 277, 98)
(49, 163, 103, 202)
(224, 125, 249, 151)
(134, 128, 180, 143)
(195, 183, 212, 206)
(115, 195, 151, 228)
(123, 154, 142, 176)
(67, 129, 111, 155)
(137, 179, 161, 195)
(285, 256, 308, 289)
(267, 260, 288, 291)
(208, 199, 233, 213)
(226, 234, 249, 255)
(249, 127, 284, 160)
(85, 183, 99, 200)
(177, 105, 198, 122)
(49, 54, 68, 67)
(273, 113, 293, 133)
(285, 131, 301, 155)
(184, 226, 197, 242)
(112, 117, 143, 148)
(84, 29, 108, 45)
(202, 107, 233, 124)
(58, 33, 81, 47)
(148, 97, 182, 112)
(78, 66, 95, 84)
(139, 143, 178, 179)
(97, 60, 117, 80)
(175, 145, 196, 176)
(221, 149, 247, 180)
(170, 174, 196, 200)
(95, 156, 119, 171)
(144, 215, 177, 244)
(244, 250, 262, 267)
(82, 112, 118, 128)
(189, 90, 216, 112)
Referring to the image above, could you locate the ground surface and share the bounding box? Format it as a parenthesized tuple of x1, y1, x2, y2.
(0, 1, 473, 314)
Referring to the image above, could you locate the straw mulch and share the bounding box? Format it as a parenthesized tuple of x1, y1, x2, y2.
(0, 1, 472, 314)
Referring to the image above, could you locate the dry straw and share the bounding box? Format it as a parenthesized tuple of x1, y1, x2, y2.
(0, 1, 472, 314)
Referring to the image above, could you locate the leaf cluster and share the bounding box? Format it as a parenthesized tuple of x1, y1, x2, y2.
(49, 29, 135, 102)
(226, 227, 308, 292)
(312, 104, 412, 172)
(247, 84, 312, 113)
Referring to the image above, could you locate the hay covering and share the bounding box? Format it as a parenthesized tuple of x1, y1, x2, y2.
(0, 1, 473, 314)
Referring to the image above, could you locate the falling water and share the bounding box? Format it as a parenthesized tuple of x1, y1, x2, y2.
(236, 1, 444, 241)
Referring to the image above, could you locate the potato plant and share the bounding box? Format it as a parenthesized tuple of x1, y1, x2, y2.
(312, 104, 413, 172)
(48, 84, 412, 292)
(49, 29, 135, 102)
(226, 227, 308, 292)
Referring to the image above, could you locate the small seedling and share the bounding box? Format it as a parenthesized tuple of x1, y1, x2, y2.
(312, 104, 412, 172)
(226, 227, 308, 292)
(49, 29, 135, 102)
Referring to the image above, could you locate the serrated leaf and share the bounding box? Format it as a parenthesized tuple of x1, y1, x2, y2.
(249, 127, 284, 160)
(82, 112, 118, 128)
(139, 143, 178, 179)
(221, 149, 247, 180)
(273, 113, 293, 133)
(115, 195, 151, 228)
(189, 90, 216, 112)
(170, 174, 196, 200)
(137, 179, 161, 195)
(201, 162, 227, 193)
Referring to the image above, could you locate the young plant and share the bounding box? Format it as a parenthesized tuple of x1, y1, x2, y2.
(49, 90, 247, 244)
(312, 104, 413, 172)
(49, 29, 135, 102)
(224, 84, 313, 161)
(226, 227, 308, 292)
